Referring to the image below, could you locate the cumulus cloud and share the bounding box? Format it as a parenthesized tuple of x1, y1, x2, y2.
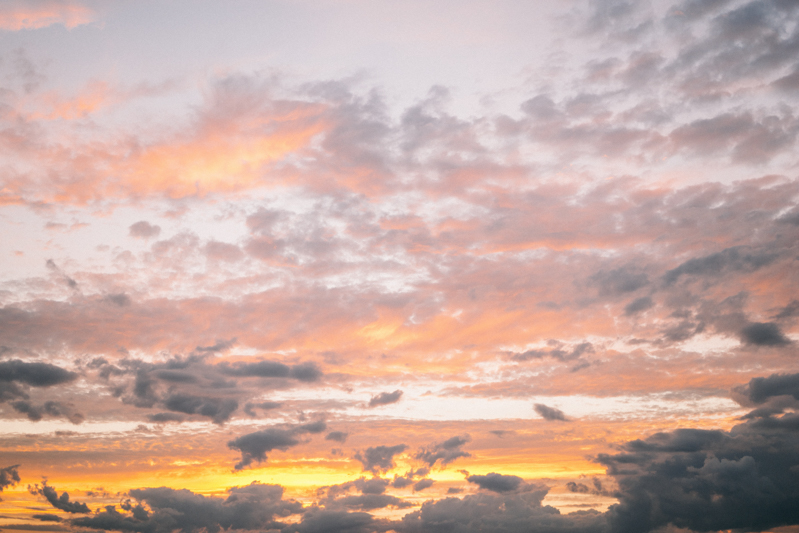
(534, 404, 568, 422)
(0, 465, 20, 491)
(467, 472, 524, 493)
(354, 444, 407, 474)
(30, 482, 90, 513)
(228, 420, 327, 470)
(128, 221, 161, 238)
(368, 389, 403, 407)
(415, 435, 471, 467)
(74, 483, 302, 533)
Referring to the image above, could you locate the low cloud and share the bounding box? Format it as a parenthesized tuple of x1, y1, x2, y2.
(534, 403, 568, 422)
(354, 444, 407, 474)
(368, 390, 403, 407)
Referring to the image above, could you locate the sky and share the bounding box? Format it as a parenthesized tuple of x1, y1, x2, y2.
(0, 0, 798, 532)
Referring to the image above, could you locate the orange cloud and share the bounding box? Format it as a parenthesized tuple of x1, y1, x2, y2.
(0, 1, 96, 31)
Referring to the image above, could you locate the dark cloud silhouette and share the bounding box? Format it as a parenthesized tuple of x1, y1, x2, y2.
(467, 473, 524, 493)
(368, 389, 403, 407)
(31, 482, 90, 513)
(415, 435, 471, 467)
(0, 360, 77, 388)
(354, 444, 407, 474)
(590, 267, 649, 296)
(33, 514, 63, 522)
(194, 338, 236, 353)
(413, 479, 435, 492)
(599, 407, 799, 533)
(163, 393, 238, 424)
(737, 372, 799, 404)
(218, 360, 322, 382)
(228, 421, 326, 470)
(398, 483, 604, 533)
(566, 482, 590, 493)
(534, 403, 568, 422)
(243, 401, 282, 417)
(0, 464, 20, 491)
(74, 483, 302, 533)
(129, 221, 161, 238)
(740, 322, 791, 346)
(147, 412, 186, 423)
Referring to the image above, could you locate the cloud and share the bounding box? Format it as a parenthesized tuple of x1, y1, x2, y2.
(413, 478, 435, 492)
(325, 431, 348, 443)
(534, 403, 568, 422)
(736, 372, 799, 404)
(739, 322, 792, 346)
(354, 444, 407, 474)
(0, 465, 20, 491)
(662, 246, 778, 286)
(0, 1, 97, 31)
(74, 482, 303, 533)
(219, 360, 322, 382)
(129, 221, 161, 239)
(11, 400, 84, 424)
(467, 472, 524, 493)
(598, 394, 799, 533)
(0, 360, 77, 388)
(228, 421, 327, 470)
(162, 393, 238, 424)
(415, 435, 471, 467)
(30, 482, 90, 513)
(624, 296, 653, 316)
(368, 389, 403, 407)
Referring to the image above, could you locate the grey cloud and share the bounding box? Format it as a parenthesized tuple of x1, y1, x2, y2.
(227, 421, 326, 470)
(413, 479, 435, 492)
(566, 482, 590, 493)
(163, 393, 238, 424)
(740, 321, 792, 346)
(204, 241, 243, 262)
(31, 482, 90, 513)
(398, 485, 604, 533)
(467, 473, 524, 493)
(0, 360, 77, 388)
(219, 360, 322, 382)
(129, 221, 161, 238)
(194, 338, 236, 354)
(74, 482, 302, 533)
(663, 246, 778, 285)
(624, 296, 653, 315)
(45, 259, 78, 290)
(415, 435, 471, 467)
(534, 404, 569, 422)
(0, 465, 20, 491)
(147, 412, 186, 423)
(354, 444, 407, 474)
(368, 389, 403, 407)
(104, 293, 131, 307)
(512, 342, 594, 363)
(244, 401, 282, 417)
(285, 508, 374, 533)
(773, 300, 799, 320)
(325, 431, 348, 443)
(737, 372, 799, 404)
(11, 400, 84, 424)
(33, 514, 63, 522)
(598, 390, 799, 533)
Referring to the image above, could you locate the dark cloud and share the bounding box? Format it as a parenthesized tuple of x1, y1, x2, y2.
(739, 321, 792, 346)
(0, 360, 77, 388)
(599, 401, 799, 533)
(737, 372, 799, 404)
(368, 389, 403, 407)
(773, 300, 799, 320)
(74, 482, 302, 533)
(325, 431, 348, 443)
(534, 403, 568, 422)
(415, 435, 471, 467)
(147, 412, 186, 423)
(566, 482, 590, 493)
(218, 360, 322, 382)
(129, 221, 161, 238)
(467, 473, 524, 493)
(194, 338, 236, 354)
(398, 484, 604, 533)
(663, 246, 778, 286)
(0, 465, 20, 491)
(11, 400, 84, 424)
(354, 444, 407, 474)
(33, 514, 63, 522)
(243, 401, 282, 417)
(162, 393, 238, 424)
(31, 482, 90, 513)
(228, 428, 300, 470)
(285, 508, 374, 533)
(227, 421, 326, 470)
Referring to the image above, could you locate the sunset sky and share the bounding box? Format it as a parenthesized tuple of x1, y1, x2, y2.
(1, 1, 799, 532)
